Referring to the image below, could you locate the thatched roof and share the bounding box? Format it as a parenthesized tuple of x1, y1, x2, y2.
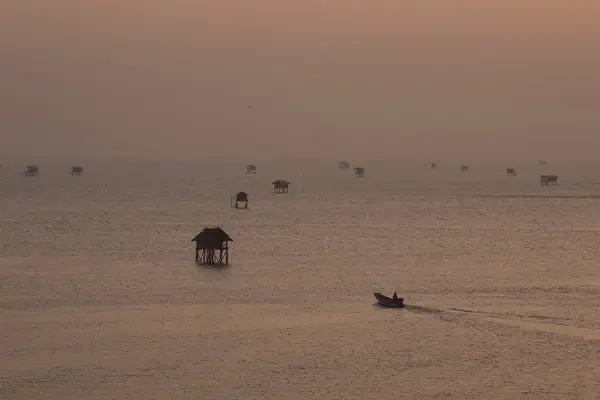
(272, 180, 290, 185)
(235, 191, 248, 200)
(192, 227, 233, 248)
(246, 164, 256, 168)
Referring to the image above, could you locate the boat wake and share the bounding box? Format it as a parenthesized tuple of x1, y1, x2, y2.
(403, 305, 446, 315)
(399, 305, 600, 341)
(461, 194, 600, 199)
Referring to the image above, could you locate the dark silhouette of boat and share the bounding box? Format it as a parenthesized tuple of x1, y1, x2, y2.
(374, 292, 405, 308)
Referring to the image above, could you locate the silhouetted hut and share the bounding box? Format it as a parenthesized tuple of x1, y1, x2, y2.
(272, 180, 290, 193)
(460, 165, 469, 172)
(246, 164, 257, 174)
(506, 168, 517, 176)
(192, 227, 233, 265)
(539, 160, 547, 166)
(23, 165, 39, 176)
(71, 166, 84, 175)
(338, 160, 351, 170)
(430, 162, 437, 170)
(540, 175, 558, 186)
(354, 167, 365, 178)
(233, 191, 248, 208)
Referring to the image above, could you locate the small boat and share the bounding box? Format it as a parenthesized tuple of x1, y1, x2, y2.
(374, 292, 405, 308)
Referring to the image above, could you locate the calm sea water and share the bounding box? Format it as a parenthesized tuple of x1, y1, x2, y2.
(1, 160, 600, 399)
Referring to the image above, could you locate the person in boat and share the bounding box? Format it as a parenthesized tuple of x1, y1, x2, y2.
(392, 292, 404, 303)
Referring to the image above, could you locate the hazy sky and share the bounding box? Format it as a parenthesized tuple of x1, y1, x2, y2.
(1, 1, 599, 162)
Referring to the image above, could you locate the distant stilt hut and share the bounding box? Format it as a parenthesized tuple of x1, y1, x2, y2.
(460, 165, 469, 172)
(540, 175, 558, 186)
(506, 168, 517, 176)
(23, 165, 39, 176)
(430, 161, 437, 170)
(192, 227, 233, 265)
(246, 164, 257, 174)
(233, 191, 248, 208)
(539, 160, 547, 166)
(272, 179, 290, 193)
(338, 160, 351, 170)
(71, 166, 84, 175)
(353, 167, 365, 178)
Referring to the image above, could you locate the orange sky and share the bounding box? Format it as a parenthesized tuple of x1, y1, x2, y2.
(1, 1, 599, 162)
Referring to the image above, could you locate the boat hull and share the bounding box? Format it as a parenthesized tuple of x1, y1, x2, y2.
(374, 292, 405, 308)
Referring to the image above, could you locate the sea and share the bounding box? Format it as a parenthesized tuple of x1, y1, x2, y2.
(1, 159, 599, 399)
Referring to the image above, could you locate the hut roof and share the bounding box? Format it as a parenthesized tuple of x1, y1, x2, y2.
(272, 180, 291, 185)
(353, 167, 364, 171)
(246, 164, 256, 168)
(235, 191, 249, 201)
(192, 227, 233, 246)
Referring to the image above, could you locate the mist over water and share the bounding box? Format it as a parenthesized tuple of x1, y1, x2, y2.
(2, 1, 600, 398)
(2, 161, 600, 399)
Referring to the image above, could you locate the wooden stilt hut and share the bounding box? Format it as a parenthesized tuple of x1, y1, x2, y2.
(506, 168, 517, 176)
(460, 165, 469, 172)
(246, 164, 257, 174)
(23, 165, 39, 176)
(71, 166, 84, 175)
(540, 175, 558, 186)
(272, 180, 290, 193)
(192, 227, 233, 265)
(232, 191, 248, 209)
(353, 167, 365, 178)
